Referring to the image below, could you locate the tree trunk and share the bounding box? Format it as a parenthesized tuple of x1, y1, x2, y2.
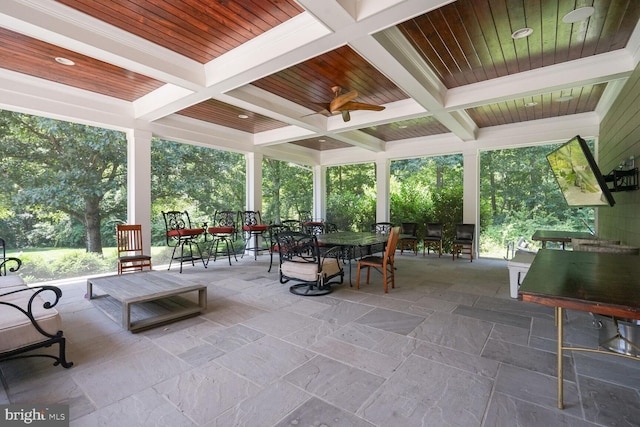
(85, 196, 103, 254)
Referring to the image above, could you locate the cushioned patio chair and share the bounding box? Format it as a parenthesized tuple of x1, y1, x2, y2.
(452, 223, 475, 262)
(277, 231, 343, 296)
(423, 222, 443, 257)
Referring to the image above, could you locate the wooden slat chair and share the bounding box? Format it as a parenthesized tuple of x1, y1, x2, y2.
(356, 226, 401, 293)
(116, 224, 152, 274)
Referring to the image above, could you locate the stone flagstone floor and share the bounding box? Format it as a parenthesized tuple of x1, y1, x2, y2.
(1, 252, 639, 426)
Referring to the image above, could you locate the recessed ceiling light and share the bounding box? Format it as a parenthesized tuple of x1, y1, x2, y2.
(399, 125, 408, 129)
(54, 57, 75, 66)
(238, 114, 249, 119)
(562, 7, 595, 24)
(525, 101, 538, 107)
(556, 95, 574, 102)
(318, 139, 326, 142)
(511, 27, 533, 39)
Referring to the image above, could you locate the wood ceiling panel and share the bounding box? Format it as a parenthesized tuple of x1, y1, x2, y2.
(176, 99, 288, 133)
(398, 0, 640, 89)
(359, 117, 449, 142)
(290, 137, 352, 151)
(0, 28, 163, 101)
(56, 0, 304, 64)
(252, 45, 407, 114)
(466, 83, 606, 128)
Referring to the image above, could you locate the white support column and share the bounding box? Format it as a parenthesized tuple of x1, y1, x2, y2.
(313, 165, 326, 221)
(376, 157, 391, 222)
(126, 128, 152, 255)
(245, 152, 263, 212)
(245, 152, 264, 254)
(462, 147, 480, 258)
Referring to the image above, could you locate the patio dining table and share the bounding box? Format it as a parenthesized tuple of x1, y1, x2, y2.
(316, 231, 391, 285)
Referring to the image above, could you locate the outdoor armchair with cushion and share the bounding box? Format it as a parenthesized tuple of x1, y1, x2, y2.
(277, 231, 344, 296)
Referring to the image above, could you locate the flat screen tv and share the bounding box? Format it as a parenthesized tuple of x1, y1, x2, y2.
(546, 135, 615, 207)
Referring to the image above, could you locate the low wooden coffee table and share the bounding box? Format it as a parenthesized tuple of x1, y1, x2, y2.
(87, 271, 207, 332)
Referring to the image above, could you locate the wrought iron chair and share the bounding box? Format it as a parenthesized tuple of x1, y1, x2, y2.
(299, 210, 324, 235)
(423, 222, 443, 257)
(356, 226, 401, 293)
(115, 224, 152, 274)
(452, 223, 475, 262)
(0, 238, 22, 277)
(267, 223, 289, 273)
(281, 219, 301, 232)
(206, 210, 238, 266)
(238, 210, 269, 260)
(277, 231, 343, 296)
(398, 222, 418, 255)
(162, 210, 206, 273)
(369, 222, 393, 255)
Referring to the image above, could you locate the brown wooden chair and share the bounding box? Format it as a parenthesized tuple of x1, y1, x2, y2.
(452, 223, 475, 262)
(116, 224, 152, 274)
(423, 222, 443, 257)
(356, 226, 400, 293)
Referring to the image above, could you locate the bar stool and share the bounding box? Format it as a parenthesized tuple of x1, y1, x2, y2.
(238, 210, 269, 260)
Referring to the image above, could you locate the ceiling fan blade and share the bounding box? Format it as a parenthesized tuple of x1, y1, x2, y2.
(329, 90, 358, 113)
(339, 101, 385, 112)
(341, 110, 351, 122)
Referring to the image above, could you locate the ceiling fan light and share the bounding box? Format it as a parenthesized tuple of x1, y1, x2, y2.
(562, 7, 595, 24)
(511, 27, 533, 39)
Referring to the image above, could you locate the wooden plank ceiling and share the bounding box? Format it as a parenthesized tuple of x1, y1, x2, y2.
(1, 1, 639, 152)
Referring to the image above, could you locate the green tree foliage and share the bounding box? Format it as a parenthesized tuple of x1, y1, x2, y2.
(262, 158, 312, 223)
(326, 163, 376, 231)
(0, 110, 126, 253)
(390, 155, 464, 248)
(480, 144, 595, 256)
(150, 138, 245, 242)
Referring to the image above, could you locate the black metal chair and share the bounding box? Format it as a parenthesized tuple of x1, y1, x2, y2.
(277, 231, 344, 296)
(0, 238, 22, 276)
(281, 219, 301, 232)
(162, 210, 206, 273)
(299, 210, 324, 235)
(238, 210, 269, 260)
(267, 223, 289, 273)
(423, 223, 443, 257)
(452, 223, 475, 262)
(398, 222, 418, 255)
(206, 210, 238, 266)
(369, 222, 393, 255)
(371, 222, 393, 234)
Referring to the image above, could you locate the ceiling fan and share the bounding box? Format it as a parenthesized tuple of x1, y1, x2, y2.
(325, 86, 385, 122)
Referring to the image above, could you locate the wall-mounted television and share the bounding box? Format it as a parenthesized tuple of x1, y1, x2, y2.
(546, 135, 615, 207)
